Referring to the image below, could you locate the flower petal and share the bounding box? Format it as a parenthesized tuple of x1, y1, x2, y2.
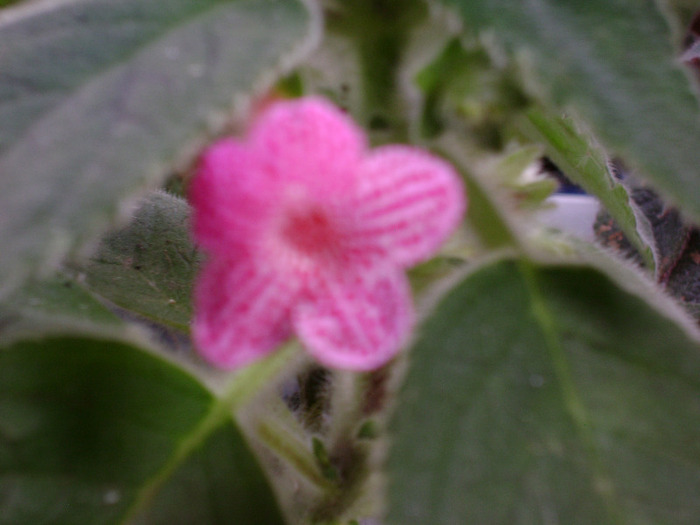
(249, 97, 366, 199)
(294, 266, 413, 371)
(192, 256, 299, 369)
(351, 146, 466, 267)
(189, 138, 278, 257)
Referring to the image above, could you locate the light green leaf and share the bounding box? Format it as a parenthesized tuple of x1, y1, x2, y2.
(83, 191, 199, 332)
(0, 0, 316, 295)
(388, 257, 700, 524)
(444, 0, 700, 222)
(0, 335, 285, 525)
(524, 108, 656, 268)
(494, 145, 557, 209)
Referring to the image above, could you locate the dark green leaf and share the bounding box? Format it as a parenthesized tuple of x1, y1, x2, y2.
(0, 0, 315, 294)
(128, 423, 285, 525)
(662, 0, 699, 36)
(83, 191, 199, 332)
(444, 0, 700, 222)
(0, 336, 284, 524)
(388, 258, 700, 524)
(0, 273, 123, 344)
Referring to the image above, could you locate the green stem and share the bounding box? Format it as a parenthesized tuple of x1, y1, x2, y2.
(327, 370, 365, 449)
(255, 386, 337, 490)
(257, 418, 334, 491)
(220, 342, 300, 412)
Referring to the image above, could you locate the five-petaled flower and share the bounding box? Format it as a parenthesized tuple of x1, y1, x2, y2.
(190, 97, 465, 371)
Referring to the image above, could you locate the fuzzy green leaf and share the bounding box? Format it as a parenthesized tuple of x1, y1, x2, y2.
(83, 191, 199, 332)
(127, 422, 283, 525)
(524, 109, 656, 268)
(444, 0, 700, 223)
(388, 257, 700, 524)
(0, 335, 285, 525)
(0, 273, 123, 344)
(0, 0, 315, 295)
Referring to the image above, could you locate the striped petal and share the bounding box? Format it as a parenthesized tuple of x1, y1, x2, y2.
(192, 256, 299, 369)
(189, 139, 277, 258)
(294, 266, 414, 371)
(351, 146, 466, 267)
(249, 97, 366, 200)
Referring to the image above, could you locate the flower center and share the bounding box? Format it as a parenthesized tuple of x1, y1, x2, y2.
(280, 205, 340, 257)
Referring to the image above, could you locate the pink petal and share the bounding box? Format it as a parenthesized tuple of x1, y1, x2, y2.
(293, 266, 414, 371)
(249, 97, 367, 200)
(189, 139, 278, 258)
(192, 256, 299, 369)
(351, 146, 466, 267)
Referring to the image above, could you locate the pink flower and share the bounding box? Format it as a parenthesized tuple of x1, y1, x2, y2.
(190, 97, 465, 371)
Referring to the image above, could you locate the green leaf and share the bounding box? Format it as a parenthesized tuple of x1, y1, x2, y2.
(414, 37, 530, 147)
(443, 0, 700, 222)
(437, 136, 521, 251)
(594, 182, 692, 282)
(388, 257, 700, 524)
(460, 175, 518, 250)
(0, 273, 123, 344)
(524, 109, 656, 268)
(414, 38, 489, 139)
(0, 0, 316, 295)
(494, 145, 557, 209)
(83, 191, 199, 332)
(127, 423, 283, 525)
(662, 0, 699, 35)
(0, 335, 285, 525)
